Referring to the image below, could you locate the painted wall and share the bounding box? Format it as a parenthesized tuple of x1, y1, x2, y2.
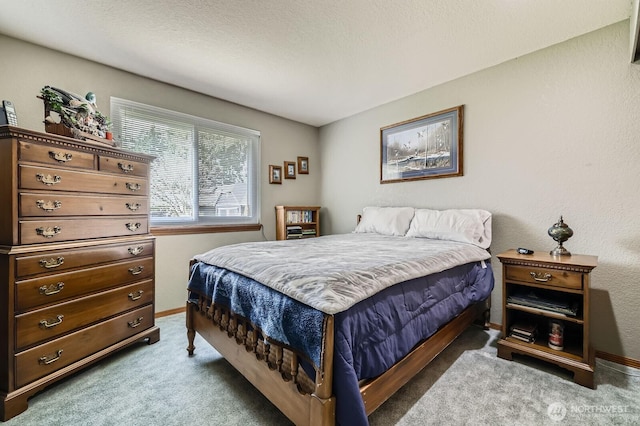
(0, 35, 320, 313)
(319, 21, 640, 360)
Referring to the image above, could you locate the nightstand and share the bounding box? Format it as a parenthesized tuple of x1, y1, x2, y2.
(497, 249, 597, 388)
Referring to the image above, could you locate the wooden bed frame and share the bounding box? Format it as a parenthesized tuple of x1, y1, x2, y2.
(186, 286, 490, 425)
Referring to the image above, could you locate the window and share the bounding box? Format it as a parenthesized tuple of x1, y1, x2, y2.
(110, 98, 260, 226)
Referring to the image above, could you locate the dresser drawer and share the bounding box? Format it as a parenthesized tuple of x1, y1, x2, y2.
(16, 279, 154, 350)
(16, 239, 154, 278)
(15, 305, 154, 388)
(504, 265, 583, 290)
(16, 256, 154, 312)
(98, 155, 149, 178)
(19, 216, 149, 244)
(19, 140, 95, 170)
(19, 164, 148, 196)
(19, 192, 149, 217)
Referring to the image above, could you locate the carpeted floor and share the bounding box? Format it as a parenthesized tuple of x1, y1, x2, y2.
(5, 313, 639, 425)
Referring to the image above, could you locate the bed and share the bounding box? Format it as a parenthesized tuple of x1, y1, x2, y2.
(186, 207, 494, 425)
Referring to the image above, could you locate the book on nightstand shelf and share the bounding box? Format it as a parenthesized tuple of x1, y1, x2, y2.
(509, 322, 538, 343)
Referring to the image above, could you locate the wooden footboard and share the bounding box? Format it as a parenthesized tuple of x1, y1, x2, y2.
(186, 296, 490, 425)
(186, 297, 336, 426)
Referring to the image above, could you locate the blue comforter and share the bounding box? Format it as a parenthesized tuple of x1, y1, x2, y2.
(188, 260, 494, 425)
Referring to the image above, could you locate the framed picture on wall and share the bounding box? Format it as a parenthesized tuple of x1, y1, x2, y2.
(380, 105, 463, 183)
(269, 165, 282, 184)
(284, 161, 296, 179)
(297, 156, 309, 174)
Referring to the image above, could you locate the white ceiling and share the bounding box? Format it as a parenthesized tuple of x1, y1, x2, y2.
(0, 1, 632, 127)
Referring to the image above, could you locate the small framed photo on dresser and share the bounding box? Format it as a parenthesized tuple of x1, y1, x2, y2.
(284, 161, 296, 179)
(297, 156, 309, 174)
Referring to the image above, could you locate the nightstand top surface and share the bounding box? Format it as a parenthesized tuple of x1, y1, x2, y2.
(497, 249, 597, 269)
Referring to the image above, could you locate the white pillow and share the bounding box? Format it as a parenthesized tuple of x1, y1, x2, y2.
(406, 208, 492, 249)
(353, 206, 415, 236)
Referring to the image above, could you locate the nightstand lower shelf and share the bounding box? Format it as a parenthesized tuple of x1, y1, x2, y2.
(497, 338, 595, 389)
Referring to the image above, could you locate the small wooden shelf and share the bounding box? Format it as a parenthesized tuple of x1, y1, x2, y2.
(497, 249, 597, 388)
(275, 206, 320, 240)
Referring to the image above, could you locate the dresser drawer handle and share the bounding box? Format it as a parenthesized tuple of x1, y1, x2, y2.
(35, 173, 62, 186)
(126, 202, 141, 212)
(39, 282, 65, 296)
(128, 290, 144, 301)
(118, 162, 134, 173)
(530, 272, 552, 282)
(36, 226, 62, 238)
(39, 314, 64, 329)
(36, 199, 62, 212)
(128, 266, 144, 275)
(39, 257, 65, 269)
(39, 349, 63, 365)
(126, 222, 141, 232)
(49, 151, 73, 163)
(128, 317, 144, 328)
(128, 246, 144, 256)
(126, 182, 142, 192)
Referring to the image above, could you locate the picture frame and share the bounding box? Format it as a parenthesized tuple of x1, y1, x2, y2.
(284, 161, 296, 179)
(297, 156, 309, 174)
(269, 165, 282, 184)
(380, 105, 463, 183)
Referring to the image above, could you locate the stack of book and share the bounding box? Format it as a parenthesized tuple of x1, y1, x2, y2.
(506, 291, 579, 317)
(286, 225, 303, 239)
(301, 229, 316, 237)
(509, 322, 538, 343)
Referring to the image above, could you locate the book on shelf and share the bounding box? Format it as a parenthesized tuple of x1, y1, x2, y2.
(506, 291, 579, 317)
(286, 210, 314, 224)
(509, 322, 538, 343)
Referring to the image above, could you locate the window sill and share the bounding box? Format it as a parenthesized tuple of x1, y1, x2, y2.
(150, 223, 262, 236)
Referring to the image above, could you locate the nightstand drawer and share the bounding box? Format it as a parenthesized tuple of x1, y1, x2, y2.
(505, 265, 582, 289)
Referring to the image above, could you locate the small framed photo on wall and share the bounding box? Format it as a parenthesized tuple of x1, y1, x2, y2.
(297, 156, 309, 174)
(269, 165, 282, 184)
(284, 161, 296, 179)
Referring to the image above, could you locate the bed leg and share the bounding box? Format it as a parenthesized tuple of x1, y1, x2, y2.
(186, 302, 196, 356)
(483, 297, 491, 330)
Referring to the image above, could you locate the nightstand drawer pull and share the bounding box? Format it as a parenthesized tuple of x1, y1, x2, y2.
(530, 272, 552, 282)
(118, 162, 134, 173)
(128, 265, 144, 275)
(49, 151, 73, 163)
(39, 349, 63, 365)
(39, 256, 65, 269)
(36, 199, 62, 212)
(36, 226, 61, 238)
(128, 246, 144, 256)
(128, 317, 144, 328)
(39, 315, 64, 329)
(39, 282, 65, 296)
(128, 290, 144, 301)
(126, 202, 141, 211)
(35, 173, 62, 186)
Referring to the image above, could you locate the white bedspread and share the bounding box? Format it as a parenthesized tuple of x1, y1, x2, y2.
(194, 233, 491, 315)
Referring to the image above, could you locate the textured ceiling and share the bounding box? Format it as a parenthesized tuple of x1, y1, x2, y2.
(0, 0, 632, 126)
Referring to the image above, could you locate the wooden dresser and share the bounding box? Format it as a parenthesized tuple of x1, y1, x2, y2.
(0, 126, 160, 421)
